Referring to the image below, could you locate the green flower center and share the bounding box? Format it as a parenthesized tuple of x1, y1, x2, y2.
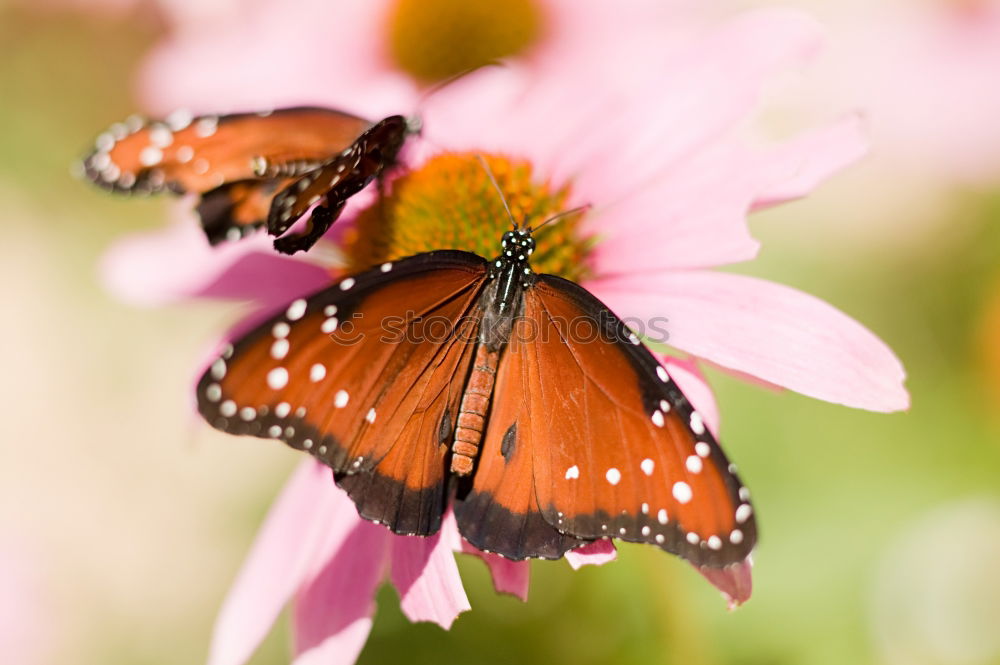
(344, 152, 593, 281)
(385, 0, 546, 84)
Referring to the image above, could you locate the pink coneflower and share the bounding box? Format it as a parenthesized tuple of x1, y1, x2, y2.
(99, 4, 909, 664)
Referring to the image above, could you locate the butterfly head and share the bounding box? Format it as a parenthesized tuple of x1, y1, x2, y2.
(500, 229, 535, 262)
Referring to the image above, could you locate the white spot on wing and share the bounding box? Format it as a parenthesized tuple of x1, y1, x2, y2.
(565, 465, 580, 480)
(267, 367, 288, 389)
(149, 126, 173, 147)
(685, 455, 703, 473)
(656, 366, 669, 382)
(672, 481, 692, 504)
(339, 277, 355, 291)
(605, 468, 621, 485)
(286, 299, 307, 321)
(366, 408, 376, 423)
(640, 458, 654, 476)
(690, 412, 706, 435)
(651, 410, 665, 428)
(195, 116, 218, 137)
(334, 390, 349, 408)
(270, 339, 289, 360)
(736, 504, 753, 524)
(310, 363, 326, 382)
(139, 146, 163, 166)
(272, 322, 290, 338)
(695, 442, 711, 458)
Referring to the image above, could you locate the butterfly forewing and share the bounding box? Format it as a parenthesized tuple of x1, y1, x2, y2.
(81, 107, 408, 250)
(83, 107, 373, 195)
(457, 275, 756, 567)
(196, 251, 490, 535)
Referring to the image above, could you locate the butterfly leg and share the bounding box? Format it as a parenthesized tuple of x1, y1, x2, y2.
(272, 201, 345, 254)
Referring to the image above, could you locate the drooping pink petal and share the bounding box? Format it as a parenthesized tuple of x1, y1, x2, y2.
(590, 270, 909, 412)
(209, 462, 372, 665)
(694, 558, 754, 609)
(656, 356, 720, 437)
(291, 620, 375, 665)
(389, 516, 471, 628)
(292, 517, 390, 665)
(459, 541, 531, 602)
(100, 219, 329, 308)
(564, 539, 618, 570)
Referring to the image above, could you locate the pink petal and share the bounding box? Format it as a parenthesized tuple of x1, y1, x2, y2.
(656, 357, 720, 437)
(565, 539, 618, 570)
(459, 541, 531, 602)
(751, 114, 870, 211)
(389, 514, 470, 628)
(587, 115, 867, 275)
(292, 519, 390, 664)
(100, 218, 329, 308)
(209, 462, 375, 665)
(590, 270, 909, 412)
(694, 557, 754, 609)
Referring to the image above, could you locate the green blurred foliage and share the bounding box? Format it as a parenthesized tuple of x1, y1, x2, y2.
(4, 5, 999, 665)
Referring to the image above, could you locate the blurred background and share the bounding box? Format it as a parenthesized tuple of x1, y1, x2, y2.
(2, 1, 999, 664)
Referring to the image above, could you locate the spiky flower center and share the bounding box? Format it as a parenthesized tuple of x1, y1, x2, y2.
(385, 0, 546, 84)
(344, 153, 593, 281)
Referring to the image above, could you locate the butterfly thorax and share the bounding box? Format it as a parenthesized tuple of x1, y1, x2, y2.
(481, 230, 535, 352)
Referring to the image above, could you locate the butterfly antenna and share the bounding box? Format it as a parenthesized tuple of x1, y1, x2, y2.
(413, 62, 504, 116)
(529, 204, 592, 233)
(475, 154, 519, 230)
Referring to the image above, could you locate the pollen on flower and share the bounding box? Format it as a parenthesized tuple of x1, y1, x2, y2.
(385, 0, 546, 84)
(344, 153, 594, 281)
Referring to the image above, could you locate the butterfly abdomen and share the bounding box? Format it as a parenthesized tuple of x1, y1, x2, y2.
(451, 344, 500, 475)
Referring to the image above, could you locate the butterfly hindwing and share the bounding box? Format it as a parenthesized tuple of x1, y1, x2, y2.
(196, 250, 489, 535)
(196, 178, 295, 244)
(266, 115, 411, 254)
(456, 274, 756, 566)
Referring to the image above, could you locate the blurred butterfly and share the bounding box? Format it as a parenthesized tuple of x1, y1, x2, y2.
(194, 197, 758, 568)
(80, 107, 418, 254)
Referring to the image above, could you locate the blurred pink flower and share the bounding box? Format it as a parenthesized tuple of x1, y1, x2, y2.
(809, 0, 1000, 184)
(99, 2, 910, 662)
